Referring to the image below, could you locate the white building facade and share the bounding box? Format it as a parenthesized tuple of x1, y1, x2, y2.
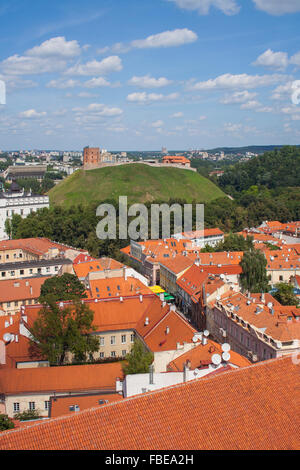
(0, 187, 49, 240)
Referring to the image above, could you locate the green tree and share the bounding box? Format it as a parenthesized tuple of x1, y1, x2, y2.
(14, 410, 42, 421)
(273, 283, 299, 306)
(240, 249, 269, 293)
(0, 414, 15, 431)
(122, 340, 154, 375)
(29, 299, 99, 365)
(39, 273, 87, 303)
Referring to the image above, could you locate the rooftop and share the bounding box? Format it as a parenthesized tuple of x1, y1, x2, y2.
(0, 356, 298, 450)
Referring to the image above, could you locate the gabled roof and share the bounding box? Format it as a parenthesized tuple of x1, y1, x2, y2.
(0, 276, 51, 303)
(73, 258, 124, 279)
(87, 276, 152, 300)
(0, 361, 123, 395)
(168, 338, 251, 371)
(159, 255, 194, 275)
(0, 238, 75, 256)
(50, 393, 124, 418)
(0, 356, 299, 450)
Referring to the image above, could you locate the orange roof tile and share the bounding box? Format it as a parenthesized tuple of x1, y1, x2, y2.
(0, 356, 299, 450)
(73, 258, 124, 279)
(0, 362, 123, 394)
(50, 393, 124, 418)
(0, 276, 50, 303)
(168, 338, 251, 371)
(88, 277, 152, 300)
(159, 255, 194, 275)
(0, 238, 76, 256)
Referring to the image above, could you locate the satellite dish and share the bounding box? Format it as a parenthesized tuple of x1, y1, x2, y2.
(3, 333, 12, 343)
(211, 354, 222, 366)
(203, 330, 209, 337)
(221, 343, 231, 353)
(192, 336, 198, 343)
(194, 368, 200, 375)
(222, 352, 231, 362)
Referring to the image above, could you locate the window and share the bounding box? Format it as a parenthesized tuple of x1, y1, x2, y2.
(99, 352, 104, 359)
(13, 403, 20, 413)
(99, 337, 105, 346)
(130, 334, 134, 343)
(111, 351, 116, 357)
(44, 401, 50, 410)
(121, 334, 126, 344)
(46, 267, 50, 273)
(20, 270, 24, 275)
(111, 336, 116, 345)
(29, 402, 35, 411)
(122, 350, 127, 356)
(29, 269, 33, 274)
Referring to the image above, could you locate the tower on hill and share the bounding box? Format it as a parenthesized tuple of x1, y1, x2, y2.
(83, 147, 101, 168)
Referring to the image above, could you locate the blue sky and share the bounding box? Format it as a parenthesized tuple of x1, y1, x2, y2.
(0, 0, 300, 150)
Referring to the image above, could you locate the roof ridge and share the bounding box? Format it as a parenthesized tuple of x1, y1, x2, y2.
(0, 355, 294, 439)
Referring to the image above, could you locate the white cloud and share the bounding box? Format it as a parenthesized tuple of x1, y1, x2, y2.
(167, 0, 240, 15)
(271, 81, 296, 100)
(253, 49, 289, 70)
(84, 77, 111, 88)
(151, 120, 164, 128)
(0, 36, 83, 76)
(187, 73, 286, 91)
(27, 37, 81, 59)
(73, 102, 123, 117)
(290, 51, 300, 66)
(46, 79, 80, 89)
(128, 75, 173, 88)
(131, 28, 197, 49)
(127, 92, 179, 104)
(19, 109, 47, 119)
(65, 56, 122, 76)
(220, 90, 257, 104)
(171, 111, 184, 117)
(240, 100, 261, 109)
(253, 0, 300, 15)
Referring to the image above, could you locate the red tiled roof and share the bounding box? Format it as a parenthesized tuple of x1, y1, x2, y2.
(159, 255, 194, 275)
(0, 276, 51, 303)
(87, 277, 152, 300)
(0, 362, 123, 394)
(0, 238, 73, 256)
(73, 258, 124, 279)
(168, 338, 251, 371)
(0, 356, 299, 450)
(50, 393, 124, 418)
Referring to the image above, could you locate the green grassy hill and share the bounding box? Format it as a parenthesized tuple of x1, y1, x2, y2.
(49, 164, 225, 207)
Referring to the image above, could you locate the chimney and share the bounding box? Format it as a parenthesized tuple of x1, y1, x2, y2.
(139, 294, 143, 303)
(144, 317, 149, 326)
(261, 292, 265, 303)
(149, 364, 154, 385)
(0, 340, 6, 365)
(9, 317, 13, 325)
(159, 293, 164, 302)
(183, 362, 189, 382)
(120, 296, 123, 302)
(166, 326, 170, 335)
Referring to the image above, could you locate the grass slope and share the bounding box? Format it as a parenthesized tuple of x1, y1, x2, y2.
(49, 164, 225, 207)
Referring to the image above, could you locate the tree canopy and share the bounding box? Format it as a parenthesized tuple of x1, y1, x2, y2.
(122, 340, 153, 375)
(39, 273, 87, 303)
(29, 299, 99, 365)
(0, 414, 15, 432)
(273, 283, 299, 306)
(240, 249, 269, 293)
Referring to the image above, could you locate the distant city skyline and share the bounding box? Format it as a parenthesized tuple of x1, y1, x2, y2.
(0, 0, 300, 150)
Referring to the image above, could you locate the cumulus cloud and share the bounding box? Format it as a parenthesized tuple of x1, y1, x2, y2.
(64, 56, 122, 76)
(131, 28, 197, 49)
(240, 100, 261, 110)
(151, 120, 164, 128)
(253, 49, 289, 70)
(127, 91, 179, 104)
(26, 37, 81, 59)
(46, 79, 80, 89)
(187, 73, 286, 91)
(84, 77, 111, 88)
(73, 102, 123, 117)
(128, 75, 173, 88)
(19, 109, 47, 118)
(167, 0, 240, 15)
(220, 90, 258, 104)
(171, 111, 184, 117)
(252, 0, 300, 15)
(0, 37, 82, 76)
